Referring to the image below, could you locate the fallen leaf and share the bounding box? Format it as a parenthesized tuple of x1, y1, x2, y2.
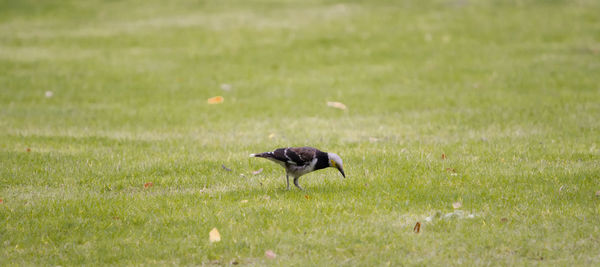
(265, 250, 277, 259)
(209, 228, 221, 243)
(26, 148, 31, 152)
(207, 96, 224, 104)
(220, 84, 232, 91)
(327, 101, 347, 110)
(45, 91, 53, 98)
(413, 222, 421, 233)
(240, 200, 248, 203)
(452, 202, 462, 209)
(231, 260, 239, 265)
(304, 195, 310, 200)
(252, 168, 263, 175)
(222, 164, 232, 172)
(441, 153, 446, 160)
(501, 217, 508, 222)
(144, 182, 153, 188)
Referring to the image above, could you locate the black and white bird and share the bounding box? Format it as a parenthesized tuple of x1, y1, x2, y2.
(250, 147, 345, 190)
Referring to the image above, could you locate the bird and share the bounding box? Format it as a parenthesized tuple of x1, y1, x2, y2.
(250, 147, 345, 190)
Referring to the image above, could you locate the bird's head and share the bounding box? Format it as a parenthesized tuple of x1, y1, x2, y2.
(327, 152, 345, 178)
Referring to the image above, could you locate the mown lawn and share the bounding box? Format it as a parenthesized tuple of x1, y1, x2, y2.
(1, 0, 599, 265)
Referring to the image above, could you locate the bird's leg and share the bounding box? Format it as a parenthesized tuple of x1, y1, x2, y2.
(293, 177, 303, 190)
(285, 174, 290, 190)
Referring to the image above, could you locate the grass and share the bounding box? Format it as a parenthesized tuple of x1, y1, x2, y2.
(1, 0, 599, 265)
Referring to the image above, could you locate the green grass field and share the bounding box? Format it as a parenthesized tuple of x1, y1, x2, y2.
(1, 0, 599, 265)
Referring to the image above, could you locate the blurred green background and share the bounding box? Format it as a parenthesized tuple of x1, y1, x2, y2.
(1, 0, 599, 265)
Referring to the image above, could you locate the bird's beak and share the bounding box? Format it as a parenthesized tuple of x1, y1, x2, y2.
(338, 167, 345, 178)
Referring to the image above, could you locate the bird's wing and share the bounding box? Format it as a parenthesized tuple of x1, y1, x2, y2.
(253, 147, 318, 166)
(267, 148, 290, 163)
(286, 147, 318, 166)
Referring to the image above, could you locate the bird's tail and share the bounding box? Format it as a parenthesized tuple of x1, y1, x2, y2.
(249, 152, 273, 158)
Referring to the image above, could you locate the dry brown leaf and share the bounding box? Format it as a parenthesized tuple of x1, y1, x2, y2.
(265, 250, 277, 259)
(26, 148, 31, 152)
(413, 222, 421, 233)
(452, 202, 462, 209)
(304, 195, 310, 200)
(207, 96, 224, 104)
(209, 228, 221, 243)
(144, 182, 153, 188)
(501, 217, 508, 222)
(327, 101, 347, 110)
(252, 168, 263, 175)
(441, 153, 447, 160)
